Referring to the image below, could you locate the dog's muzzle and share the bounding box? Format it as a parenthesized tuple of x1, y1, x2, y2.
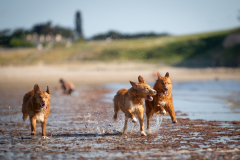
(162, 89, 168, 95)
(39, 103, 47, 109)
(146, 95, 153, 101)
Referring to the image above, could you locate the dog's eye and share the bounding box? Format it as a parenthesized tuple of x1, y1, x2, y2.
(168, 83, 170, 85)
(162, 83, 164, 85)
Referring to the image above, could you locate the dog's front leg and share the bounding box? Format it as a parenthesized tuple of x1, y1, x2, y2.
(137, 107, 146, 136)
(154, 99, 166, 115)
(157, 104, 166, 115)
(146, 103, 154, 130)
(41, 119, 48, 138)
(165, 104, 177, 123)
(126, 110, 137, 123)
(41, 119, 46, 137)
(30, 117, 37, 135)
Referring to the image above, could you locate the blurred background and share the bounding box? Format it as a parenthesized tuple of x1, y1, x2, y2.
(1, 2, 240, 157)
(0, 0, 240, 67)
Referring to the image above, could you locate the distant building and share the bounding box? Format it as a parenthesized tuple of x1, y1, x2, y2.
(25, 33, 67, 44)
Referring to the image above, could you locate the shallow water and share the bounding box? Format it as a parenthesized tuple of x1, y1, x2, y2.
(104, 80, 240, 121)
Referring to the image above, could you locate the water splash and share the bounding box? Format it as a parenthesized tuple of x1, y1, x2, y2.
(102, 128, 105, 134)
(74, 91, 79, 96)
(130, 122, 136, 134)
(96, 127, 100, 133)
(159, 115, 163, 127)
(148, 115, 163, 134)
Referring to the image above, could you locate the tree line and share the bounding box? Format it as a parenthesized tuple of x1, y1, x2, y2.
(91, 31, 169, 40)
(0, 11, 169, 48)
(0, 21, 74, 48)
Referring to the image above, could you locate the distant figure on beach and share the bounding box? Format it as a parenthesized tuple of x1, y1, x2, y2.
(59, 79, 75, 96)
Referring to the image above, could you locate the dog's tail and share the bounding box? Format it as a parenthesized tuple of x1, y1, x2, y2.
(113, 97, 120, 121)
(22, 106, 29, 121)
(22, 90, 34, 121)
(22, 92, 31, 121)
(113, 112, 118, 121)
(113, 111, 118, 121)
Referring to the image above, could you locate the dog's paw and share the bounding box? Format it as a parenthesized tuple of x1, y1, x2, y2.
(132, 117, 137, 123)
(42, 136, 50, 139)
(141, 131, 147, 136)
(172, 120, 177, 123)
(31, 132, 36, 135)
(161, 110, 166, 115)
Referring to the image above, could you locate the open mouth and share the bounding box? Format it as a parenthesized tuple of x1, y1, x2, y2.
(162, 90, 168, 95)
(146, 95, 153, 101)
(39, 103, 47, 109)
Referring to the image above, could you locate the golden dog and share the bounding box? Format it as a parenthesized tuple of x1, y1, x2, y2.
(145, 72, 177, 130)
(113, 76, 156, 136)
(22, 84, 51, 139)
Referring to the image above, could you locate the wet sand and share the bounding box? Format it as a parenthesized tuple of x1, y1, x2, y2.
(0, 64, 240, 159)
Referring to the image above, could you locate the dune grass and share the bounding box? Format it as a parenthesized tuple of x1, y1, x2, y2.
(0, 28, 239, 67)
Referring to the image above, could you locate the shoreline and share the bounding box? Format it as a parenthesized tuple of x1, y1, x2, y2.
(1, 62, 240, 110)
(1, 63, 239, 111)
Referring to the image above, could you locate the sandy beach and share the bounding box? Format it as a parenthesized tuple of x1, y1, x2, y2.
(0, 63, 240, 159)
(1, 62, 240, 86)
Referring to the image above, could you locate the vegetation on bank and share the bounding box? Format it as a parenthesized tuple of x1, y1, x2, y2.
(0, 28, 239, 67)
(0, 22, 74, 48)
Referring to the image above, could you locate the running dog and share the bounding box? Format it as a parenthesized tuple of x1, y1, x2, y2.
(22, 84, 51, 139)
(145, 71, 177, 130)
(59, 79, 75, 96)
(113, 76, 156, 136)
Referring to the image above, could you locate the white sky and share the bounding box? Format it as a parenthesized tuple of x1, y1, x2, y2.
(0, 0, 239, 38)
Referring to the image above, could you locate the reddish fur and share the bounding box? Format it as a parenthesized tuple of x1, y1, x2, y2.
(59, 79, 75, 96)
(145, 71, 177, 130)
(22, 84, 51, 137)
(113, 76, 156, 136)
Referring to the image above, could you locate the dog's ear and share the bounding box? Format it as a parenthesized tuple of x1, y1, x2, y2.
(157, 71, 161, 79)
(46, 86, 50, 94)
(165, 72, 169, 77)
(138, 75, 145, 83)
(130, 81, 137, 90)
(34, 84, 40, 93)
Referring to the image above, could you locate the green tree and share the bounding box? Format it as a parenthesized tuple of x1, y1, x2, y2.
(76, 11, 83, 39)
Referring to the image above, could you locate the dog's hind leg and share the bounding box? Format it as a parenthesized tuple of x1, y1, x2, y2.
(123, 118, 129, 134)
